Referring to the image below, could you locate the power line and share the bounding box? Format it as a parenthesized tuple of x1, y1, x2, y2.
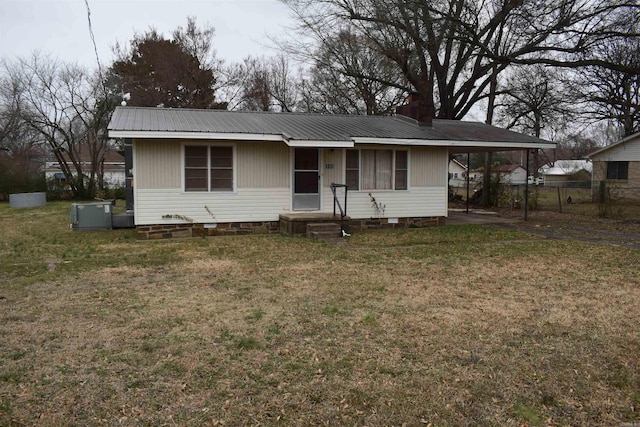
(84, 0, 104, 87)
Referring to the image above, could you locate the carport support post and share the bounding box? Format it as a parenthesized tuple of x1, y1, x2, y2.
(466, 152, 470, 214)
(524, 149, 530, 221)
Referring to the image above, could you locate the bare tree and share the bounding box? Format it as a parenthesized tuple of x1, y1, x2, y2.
(574, 37, 640, 137)
(281, 0, 639, 120)
(172, 16, 219, 71)
(0, 68, 44, 196)
(2, 54, 114, 198)
(496, 65, 575, 174)
(228, 55, 300, 112)
(269, 54, 300, 112)
(554, 134, 601, 160)
(498, 65, 572, 139)
(242, 57, 274, 111)
(297, 30, 406, 115)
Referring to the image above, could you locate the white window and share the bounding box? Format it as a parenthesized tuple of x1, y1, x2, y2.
(184, 145, 234, 192)
(346, 149, 408, 191)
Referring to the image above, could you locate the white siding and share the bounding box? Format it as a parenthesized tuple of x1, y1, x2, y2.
(321, 148, 344, 187)
(134, 139, 181, 188)
(104, 171, 125, 187)
(237, 142, 289, 188)
(134, 188, 290, 225)
(134, 139, 290, 190)
(502, 167, 527, 184)
(322, 187, 447, 218)
(319, 147, 448, 218)
(411, 147, 448, 187)
(133, 142, 449, 224)
(591, 137, 640, 161)
(449, 160, 467, 188)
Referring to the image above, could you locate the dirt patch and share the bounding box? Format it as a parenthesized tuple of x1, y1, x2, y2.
(496, 209, 640, 250)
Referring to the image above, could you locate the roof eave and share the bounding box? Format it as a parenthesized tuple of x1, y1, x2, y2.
(109, 130, 556, 150)
(353, 137, 556, 150)
(108, 130, 355, 148)
(285, 140, 354, 148)
(108, 130, 286, 142)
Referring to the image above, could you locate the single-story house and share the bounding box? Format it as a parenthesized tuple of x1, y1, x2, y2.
(468, 168, 483, 182)
(470, 164, 527, 185)
(107, 105, 555, 239)
(587, 132, 640, 201)
(44, 146, 125, 188)
(448, 158, 468, 188)
(493, 164, 527, 185)
(540, 160, 592, 188)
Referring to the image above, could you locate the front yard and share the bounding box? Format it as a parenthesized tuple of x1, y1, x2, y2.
(1, 201, 639, 426)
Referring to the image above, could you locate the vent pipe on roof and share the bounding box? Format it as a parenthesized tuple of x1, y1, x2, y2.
(395, 92, 433, 126)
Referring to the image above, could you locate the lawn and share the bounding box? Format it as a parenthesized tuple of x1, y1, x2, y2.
(1, 201, 639, 426)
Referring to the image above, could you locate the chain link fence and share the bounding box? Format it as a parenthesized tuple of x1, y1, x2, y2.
(449, 180, 640, 220)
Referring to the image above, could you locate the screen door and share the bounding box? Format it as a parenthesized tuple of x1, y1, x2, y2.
(293, 148, 320, 210)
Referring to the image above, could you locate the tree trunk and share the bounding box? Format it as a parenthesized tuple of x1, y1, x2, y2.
(481, 66, 498, 206)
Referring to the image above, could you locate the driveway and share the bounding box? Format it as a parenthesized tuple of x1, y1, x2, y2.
(483, 210, 640, 250)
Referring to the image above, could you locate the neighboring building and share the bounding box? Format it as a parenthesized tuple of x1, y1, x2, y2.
(468, 168, 484, 182)
(471, 164, 527, 185)
(44, 147, 125, 188)
(492, 164, 527, 185)
(108, 106, 554, 239)
(448, 158, 468, 188)
(540, 160, 592, 188)
(587, 132, 640, 200)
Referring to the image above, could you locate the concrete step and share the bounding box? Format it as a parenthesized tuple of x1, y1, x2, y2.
(307, 222, 341, 232)
(307, 222, 341, 239)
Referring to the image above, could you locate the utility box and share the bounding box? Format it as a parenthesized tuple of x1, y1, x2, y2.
(70, 202, 113, 230)
(112, 212, 135, 229)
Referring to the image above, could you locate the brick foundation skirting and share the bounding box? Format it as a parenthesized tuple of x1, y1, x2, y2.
(348, 216, 442, 230)
(137, 216, 442, 239)
(137, 221, 280, 240)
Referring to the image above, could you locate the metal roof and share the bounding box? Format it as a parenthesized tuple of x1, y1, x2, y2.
(108, 106, 555, 150)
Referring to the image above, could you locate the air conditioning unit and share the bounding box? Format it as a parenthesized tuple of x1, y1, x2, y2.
(70, 202, 113, 230)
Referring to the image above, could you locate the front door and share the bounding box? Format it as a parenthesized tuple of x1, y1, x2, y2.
(293, 148, 320, 210)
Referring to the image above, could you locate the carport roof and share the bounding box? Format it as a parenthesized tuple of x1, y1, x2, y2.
(108, 106, 555, 151)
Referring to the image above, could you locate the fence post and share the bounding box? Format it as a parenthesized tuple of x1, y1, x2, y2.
(557, 186, 562, 213)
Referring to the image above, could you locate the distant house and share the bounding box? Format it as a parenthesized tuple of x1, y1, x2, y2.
(587, 132, 640, 200)
(493, 164, 527, 185)
(448, 159, 468, 188)
(472, 164, 527, 185)
(541, 160, 592, 187)
(44, 147, 125, 188)
(108, 106, 554, 239)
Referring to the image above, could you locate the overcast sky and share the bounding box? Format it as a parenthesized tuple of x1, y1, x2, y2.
(0, 0, 295, 69)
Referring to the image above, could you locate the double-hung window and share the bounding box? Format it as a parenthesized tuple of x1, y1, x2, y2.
(346, 149, 408, 191)
(184, 145, 234, 192)
(606, 161, 628, 180)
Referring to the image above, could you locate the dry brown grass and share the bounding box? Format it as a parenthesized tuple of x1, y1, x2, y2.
(1, 202, 639, 426)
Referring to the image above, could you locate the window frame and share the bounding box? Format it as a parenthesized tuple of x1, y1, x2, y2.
(606, 161, 629, 180)
(344, 148, 409, 191)
(183, 143, 236, 192)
